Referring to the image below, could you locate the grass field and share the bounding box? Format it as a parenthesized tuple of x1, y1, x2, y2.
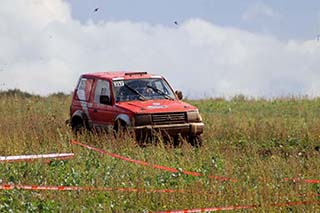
(0, 90, 319, 212)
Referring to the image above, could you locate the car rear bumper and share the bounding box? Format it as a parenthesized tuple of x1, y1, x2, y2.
(133, 122, 204, 137)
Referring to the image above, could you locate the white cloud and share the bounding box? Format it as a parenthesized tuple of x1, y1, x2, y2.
(242, 3, 279, 21)
(1, 0, 320, 98)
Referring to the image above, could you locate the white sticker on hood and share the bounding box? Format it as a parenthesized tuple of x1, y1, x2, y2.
(147, 105, 168, 109)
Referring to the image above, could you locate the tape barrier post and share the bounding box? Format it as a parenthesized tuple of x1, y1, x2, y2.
(0, 184, 187, 193)
(0, 153, 75, 163)
(70, 140, 237, 183)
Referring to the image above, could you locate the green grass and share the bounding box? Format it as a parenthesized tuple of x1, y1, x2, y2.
(0, 91, 319, 212)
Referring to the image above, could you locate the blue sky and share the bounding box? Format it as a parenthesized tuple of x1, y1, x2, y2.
(1, 0, 320, 98)
(68, 0, 320, 40)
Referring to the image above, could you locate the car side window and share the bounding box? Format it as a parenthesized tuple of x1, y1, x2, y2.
(77, 78, 93, 101)
(94, 79, 111, 104)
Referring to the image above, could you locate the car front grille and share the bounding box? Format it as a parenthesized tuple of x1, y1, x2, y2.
(152, 112, 186, 125)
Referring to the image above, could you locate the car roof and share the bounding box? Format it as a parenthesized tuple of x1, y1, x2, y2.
(81, 71, 163, 80)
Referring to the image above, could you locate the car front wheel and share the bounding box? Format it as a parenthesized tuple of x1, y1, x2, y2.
(188, 135, 202, 147)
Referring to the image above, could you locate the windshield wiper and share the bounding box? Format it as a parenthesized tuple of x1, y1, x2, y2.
(147, 85, 174, 100)
(124, 83, 146, 100)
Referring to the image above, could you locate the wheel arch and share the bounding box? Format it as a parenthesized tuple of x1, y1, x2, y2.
(113, 114, 131, 130)
(71, 110, 90, 129)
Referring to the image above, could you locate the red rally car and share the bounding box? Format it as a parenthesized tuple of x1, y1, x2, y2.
(69, 71, 204, 146)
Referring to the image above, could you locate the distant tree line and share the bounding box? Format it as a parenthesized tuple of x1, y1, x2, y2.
(0, 89, 70, 99)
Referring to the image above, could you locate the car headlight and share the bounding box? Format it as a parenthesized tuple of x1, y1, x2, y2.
(134, 114, 152, 126)
(187, 110, 202, 122)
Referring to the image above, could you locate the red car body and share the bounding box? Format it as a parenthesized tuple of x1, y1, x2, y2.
(69, 71, 204, 145)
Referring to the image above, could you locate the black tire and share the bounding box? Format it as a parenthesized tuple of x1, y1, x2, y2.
(72, 123, 84, 134)
(72, 117, 86, 134)
(113, 120, 129, 139)
(188, 135, 202, 147)
(173, 135, 183, 147)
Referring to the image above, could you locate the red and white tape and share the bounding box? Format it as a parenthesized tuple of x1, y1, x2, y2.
(0, 153, 74, 163)
(0, 184, 187, 193)
(70, 140, 237, 182)
(1, 184, 319, 211)
(283, 177, 320, 184)
(155, 204, 255, 212)
(154, 200, 320, 213)
(70, 140, 320, 185)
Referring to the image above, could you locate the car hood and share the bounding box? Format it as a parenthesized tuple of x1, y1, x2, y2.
(116, 99, 197, 114)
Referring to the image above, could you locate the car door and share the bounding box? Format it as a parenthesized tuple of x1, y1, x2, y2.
(89, 79, 116, 131)
(73, 77, 94, 120)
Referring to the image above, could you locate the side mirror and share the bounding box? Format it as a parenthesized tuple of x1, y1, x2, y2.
(100, 95, 111, 105)
(175, 90, 183, 100)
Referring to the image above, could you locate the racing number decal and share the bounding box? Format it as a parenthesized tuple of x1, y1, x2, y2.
(113, 81, 124, 87)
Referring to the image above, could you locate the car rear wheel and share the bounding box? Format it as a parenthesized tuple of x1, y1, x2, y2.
(71, 117, 87, 134)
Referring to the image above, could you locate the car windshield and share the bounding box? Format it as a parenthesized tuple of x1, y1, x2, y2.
(113, 78, 176, 102)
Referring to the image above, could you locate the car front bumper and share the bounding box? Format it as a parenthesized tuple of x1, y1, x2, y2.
(133, 122, 204, 137)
